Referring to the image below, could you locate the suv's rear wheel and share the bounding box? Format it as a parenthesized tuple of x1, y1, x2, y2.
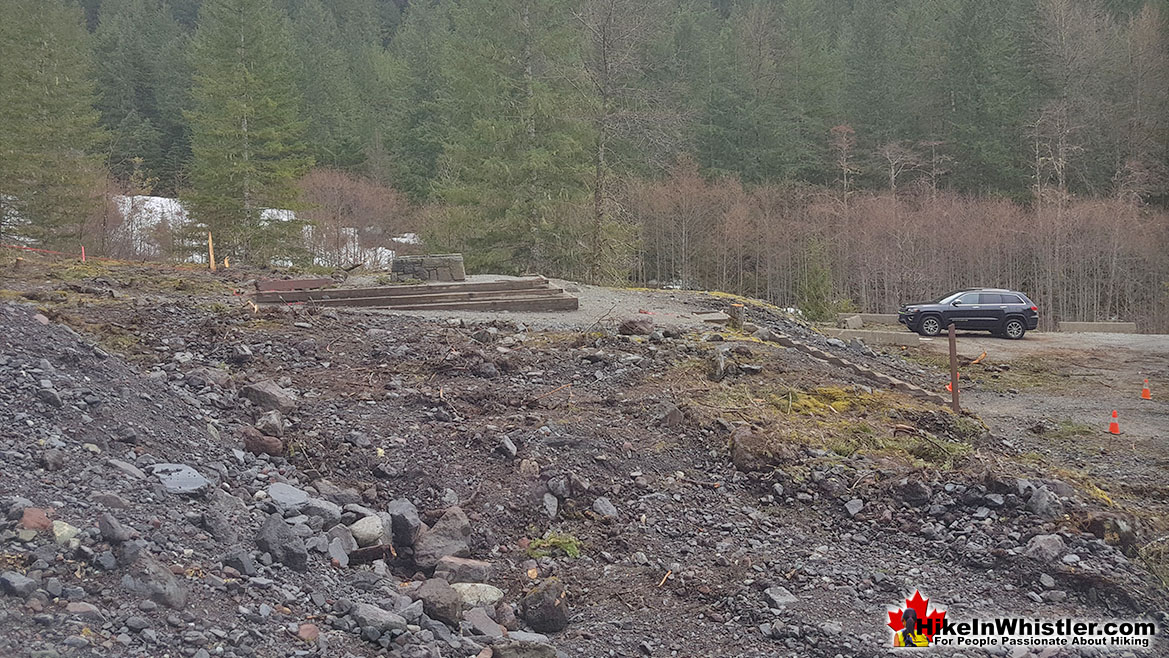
(1002, 318, 1026, 340)
(918, 316, 942, 337)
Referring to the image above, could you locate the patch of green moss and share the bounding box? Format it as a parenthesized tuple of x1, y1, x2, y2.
(528, 532, 582, 559)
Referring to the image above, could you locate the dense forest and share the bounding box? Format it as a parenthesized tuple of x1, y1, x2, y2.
(2, 0, 1169, 328)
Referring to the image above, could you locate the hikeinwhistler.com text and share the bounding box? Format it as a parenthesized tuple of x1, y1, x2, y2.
(925, 617, 1158, 649)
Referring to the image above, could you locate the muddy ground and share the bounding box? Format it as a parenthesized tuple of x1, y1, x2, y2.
(0, 256, 1166, 658)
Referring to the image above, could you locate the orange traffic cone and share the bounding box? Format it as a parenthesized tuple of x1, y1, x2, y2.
(1142, 379, 1152, 400)
(1109, 410, 1120, 435)
(946, 372, 959, 393)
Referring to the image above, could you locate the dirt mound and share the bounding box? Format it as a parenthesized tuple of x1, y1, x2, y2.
(0, 261, 1166, 658)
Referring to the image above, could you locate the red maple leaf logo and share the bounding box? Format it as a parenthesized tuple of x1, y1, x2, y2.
(887, 590, 947, 642)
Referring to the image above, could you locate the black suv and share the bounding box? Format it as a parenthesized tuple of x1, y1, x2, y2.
(898, 289, 1039, 339)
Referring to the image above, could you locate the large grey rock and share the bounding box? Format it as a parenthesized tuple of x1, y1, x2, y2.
(591, 497, 618, 519)
(413, 507, 471, 569)
(618, 317, 654, 336)
(349, 603, 407, 634)
(186, 367, 230, 388)
(303, 498, 341, 529)
(1026, 487, 1064, 520)
(434, 556, 493, 584)
(121, 555, 187, 608)
(844, 499, 864, 518)
(0, 571, 37, 598)
(98, 512, 133, 543)
(222, 550, 257, 576)
(150, 464, 211, 495)
(451, 582, 505, 608)
(255, 410, 284, 437)
(314, 479, 363, 505)
(520, 578, 569, 633)
(202, 508, 239, 545)
(464, 607, 504, 638)
(348, 515, 388, 547)
(1024, 534, 1067, 562)
(386, 498, 423, 546)
(417, 578, 461, 626)
(326, 525, 357, 552)
(764, 586, 798, 608)
(328, 537, 350, 568)
(266, 482, 309, 511)
(255, 513, 309, 571)
(240, 380, 296, 412)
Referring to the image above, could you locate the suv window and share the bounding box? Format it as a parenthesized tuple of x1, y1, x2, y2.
(957, 293, 980, 304)
(1001, 294, 1024, 304)
(978, 293, 1002, 304)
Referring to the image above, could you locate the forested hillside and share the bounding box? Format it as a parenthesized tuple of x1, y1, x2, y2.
(3, 0, 1169, 327)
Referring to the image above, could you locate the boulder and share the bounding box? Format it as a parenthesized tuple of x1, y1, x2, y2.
(255, 410, 285, 438)
(729, 426, 796, 472)
(434, 556, 493, 584)
(255, 513, 309, 571)
(150, 463, 212, 495)
(417, 578, 462, 626)
(464, 607, 505, 638)
(764, 586, 798, 608)
(266, 482, 309, 511)
(413, 507, 471, 569)
(348, 515, 388, 547)
(0, 571, 37, 598)
(121, 555, 187, 608)
(240, 380, 296, 413)
(303, 498, 342, 529)
(98, 512, 133, 543)
(591, 497, 618, 520)
(451, 582, 505, 608)
(1024, 534, 1067, 562)
(240, 426, 283, 457)
(520, 578, 569, 633)
(1026, 487, 1064, 520)
(349, 603, 408, 634)
(386, 498, 424, 547)
(618, 317, 654, 336)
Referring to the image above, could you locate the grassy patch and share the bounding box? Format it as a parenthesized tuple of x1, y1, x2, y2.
(527, 532, 582, 559)
(1036, 418, 1096, 441)
(904, 350, 1066, 392)
(675, 356, 974, 469)
(48, 262, 114, 281)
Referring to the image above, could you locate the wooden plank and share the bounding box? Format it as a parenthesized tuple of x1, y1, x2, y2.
(298, 288, 567, 308)
(386, 295, 579, 312)
(255, 278, 334, 292)
(253, 277, 547, 304)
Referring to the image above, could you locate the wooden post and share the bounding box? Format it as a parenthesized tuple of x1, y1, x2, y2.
(728, 303, 745, 330)
(80, 245, 86, 263)
(948, 323, 960, 412)
(207, 231, 217, 272)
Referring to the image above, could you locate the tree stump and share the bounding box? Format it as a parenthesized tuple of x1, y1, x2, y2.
(728, 303, 745, 331)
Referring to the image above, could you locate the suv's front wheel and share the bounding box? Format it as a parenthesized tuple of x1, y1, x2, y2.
(918, 315, 942, 337)
(1002, 318, 1026, 340)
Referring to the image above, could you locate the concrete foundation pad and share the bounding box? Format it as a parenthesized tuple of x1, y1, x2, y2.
(836, 313, 899, 325)
(823, 328, 919, 347)
(1058, 322, 1138, 334)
